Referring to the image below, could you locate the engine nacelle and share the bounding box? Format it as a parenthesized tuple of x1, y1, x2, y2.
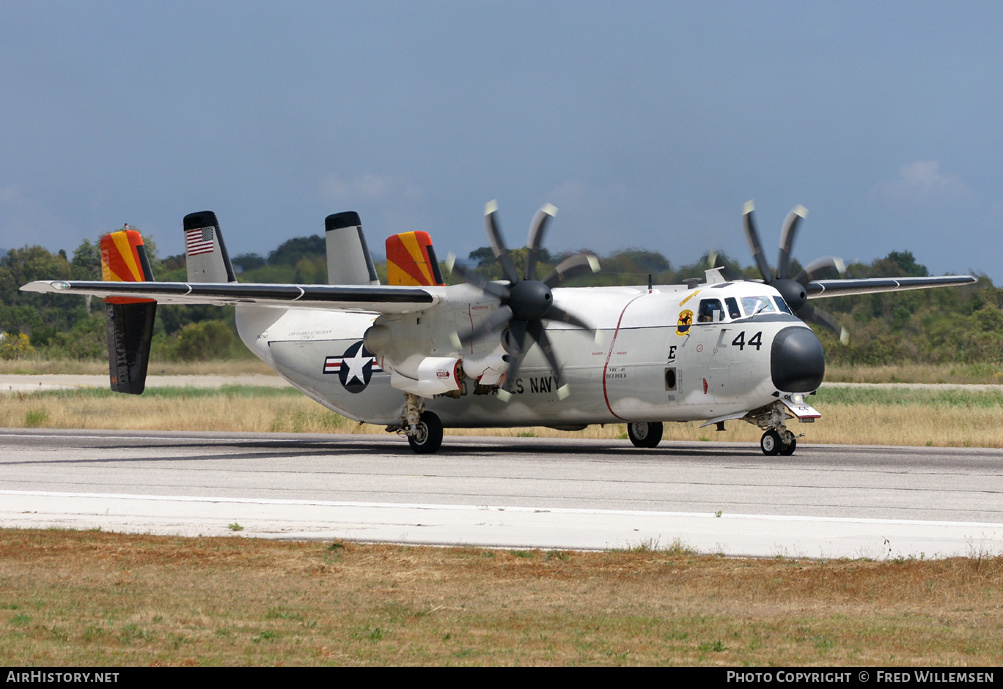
(389, 356, 464, 398)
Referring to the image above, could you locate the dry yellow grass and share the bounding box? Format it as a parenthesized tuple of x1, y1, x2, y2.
(0, 357, 274, 377)
(1, 529, 1001, 666)
(2, 385, 1001, 448)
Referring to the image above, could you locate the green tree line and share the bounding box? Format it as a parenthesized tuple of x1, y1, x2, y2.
(0, 230, 996, 366)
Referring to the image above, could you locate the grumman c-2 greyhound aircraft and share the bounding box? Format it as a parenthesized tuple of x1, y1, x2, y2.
(23, 201, 976, 455)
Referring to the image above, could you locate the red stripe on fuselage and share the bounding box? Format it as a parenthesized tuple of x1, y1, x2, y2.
(601, 293, 649, 420)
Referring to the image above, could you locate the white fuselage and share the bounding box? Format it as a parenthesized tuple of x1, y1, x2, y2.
(235, 281, 817, 428)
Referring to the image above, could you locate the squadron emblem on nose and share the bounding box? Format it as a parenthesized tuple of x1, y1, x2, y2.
(676, 310, 693, 336)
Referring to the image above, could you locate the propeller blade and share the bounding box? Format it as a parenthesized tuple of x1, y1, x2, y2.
(776, 205, 807, 280)
(541, 303, 595, 336)
(502, 319, 528, 392)
(527, 320, 570, 398)
(707, 250, 742, 281)
(742, 200, 774, 283)
(793, 255, 846, 285)
(447, 259, 511, 300)
(799, 303, 849, 344)
(542, 252, 600, 287)
(526, 203, 557, 281)
(456, 305, 514, 346)
(447, 256, 509, 300)
(484, 200, 520, 284)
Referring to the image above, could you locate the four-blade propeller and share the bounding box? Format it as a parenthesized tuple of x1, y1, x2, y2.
(449, 201, 600, 399)
(713, 201, 849, 343)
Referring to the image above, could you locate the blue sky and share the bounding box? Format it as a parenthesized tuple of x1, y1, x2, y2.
(2, 1, 1000, 281)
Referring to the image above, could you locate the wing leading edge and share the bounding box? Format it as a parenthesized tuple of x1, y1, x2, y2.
(806, 275, 977, 299)
(21, 280, 440, 314)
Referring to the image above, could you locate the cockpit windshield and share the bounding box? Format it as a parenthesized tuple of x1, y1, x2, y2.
(741, 296, 777, 317)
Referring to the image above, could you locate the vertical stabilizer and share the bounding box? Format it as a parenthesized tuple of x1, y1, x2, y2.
(386, 231, 445, 286)
(100, 230, 157, 394)
(184, 210, 236, 283)
(325, 211, 380, 285)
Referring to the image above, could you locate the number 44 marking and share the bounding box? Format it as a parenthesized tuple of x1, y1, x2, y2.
(731, 331, 763, 351)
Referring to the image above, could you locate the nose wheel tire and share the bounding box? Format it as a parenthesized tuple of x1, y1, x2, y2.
(760, 430, 782, 456)
(628, 421, 663, 448)
(761, 430, 797, 456)
(408, 411, 443, 454)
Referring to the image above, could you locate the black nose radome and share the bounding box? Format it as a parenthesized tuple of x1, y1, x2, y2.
(771, 326, 825, 392)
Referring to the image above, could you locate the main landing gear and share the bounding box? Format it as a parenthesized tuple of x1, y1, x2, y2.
(627, 421, 663, 448)
(760, 429, 796, 456)
(397, 392, 444, 454)
(408, 411, 443, 454)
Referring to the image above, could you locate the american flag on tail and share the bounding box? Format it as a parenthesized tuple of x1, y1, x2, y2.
(185, 226, 215, 256)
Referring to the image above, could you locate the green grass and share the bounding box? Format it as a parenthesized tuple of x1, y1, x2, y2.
(816, 386, 1003, 408)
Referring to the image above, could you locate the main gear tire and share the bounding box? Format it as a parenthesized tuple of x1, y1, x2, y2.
(408, 411, 443, 454)
(628, 421, 663, 449)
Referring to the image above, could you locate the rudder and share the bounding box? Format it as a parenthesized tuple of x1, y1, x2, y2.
(184, 210, 236, 283)
(386, 231, 444, 286)
(325, 211, 380, 285)
(100, 230, 157, 394)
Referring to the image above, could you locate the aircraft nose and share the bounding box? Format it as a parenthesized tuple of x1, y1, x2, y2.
(771, 326, 825, 392)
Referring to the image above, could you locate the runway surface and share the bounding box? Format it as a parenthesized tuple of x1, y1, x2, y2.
(1, 428, 1001, 559)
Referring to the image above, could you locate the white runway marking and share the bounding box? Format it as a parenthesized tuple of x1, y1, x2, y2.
(3, 489, 1001, 559)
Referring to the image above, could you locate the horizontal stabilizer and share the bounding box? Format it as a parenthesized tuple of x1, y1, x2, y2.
(22, 279, 440, 315)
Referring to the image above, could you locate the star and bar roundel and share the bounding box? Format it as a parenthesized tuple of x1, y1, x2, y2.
(323, 341, 383, 393)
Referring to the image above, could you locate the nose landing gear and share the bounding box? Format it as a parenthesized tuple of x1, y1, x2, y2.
(749, 401, 802, 456)
(760, 429, 796, 456)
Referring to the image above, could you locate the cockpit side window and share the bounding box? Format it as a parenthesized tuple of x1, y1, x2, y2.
(725, 297, 741, 319)
(773, 296, 793, 314)
(697, 298, 726, 323)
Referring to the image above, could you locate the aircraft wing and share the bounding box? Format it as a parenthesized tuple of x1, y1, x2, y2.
(806, 275, 977, 299)
(21, 280, 440, 314)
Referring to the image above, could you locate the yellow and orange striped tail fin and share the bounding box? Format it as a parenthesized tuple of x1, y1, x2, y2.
(99, 229, 156, 394)
(100, 229, 156, 302)
(385, 231, 444, 287)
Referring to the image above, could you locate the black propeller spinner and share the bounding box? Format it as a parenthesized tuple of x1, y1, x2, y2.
(449, 201, 600, 398)
(713, 201, 849, 343)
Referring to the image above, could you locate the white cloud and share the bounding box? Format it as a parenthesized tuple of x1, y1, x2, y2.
(317, 172, 422, 205)
(871, 161, 971, 205)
